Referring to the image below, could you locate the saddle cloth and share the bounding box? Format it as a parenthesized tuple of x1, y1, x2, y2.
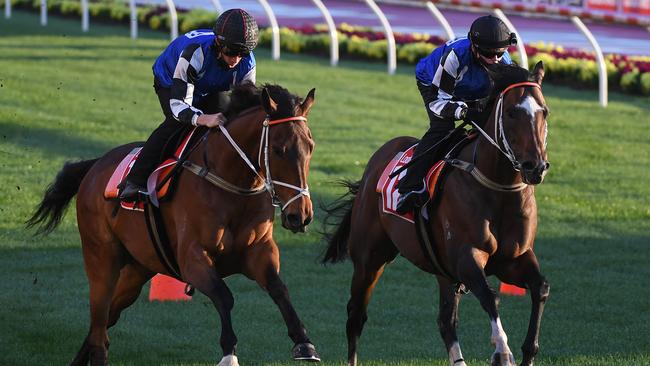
(104, 127, 199, 211)
(376, 144, 446, 223)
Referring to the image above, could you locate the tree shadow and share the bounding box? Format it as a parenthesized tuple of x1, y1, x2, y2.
(0, 121, 128, 159)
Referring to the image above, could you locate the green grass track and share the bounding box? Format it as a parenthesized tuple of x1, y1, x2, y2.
(1, 10, 650, 366)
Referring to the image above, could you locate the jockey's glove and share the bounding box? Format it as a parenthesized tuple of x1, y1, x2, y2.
(460, 106, 482, 123)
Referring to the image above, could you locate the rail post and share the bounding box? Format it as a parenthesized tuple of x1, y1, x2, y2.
(81, 0, 88, 32)
(363, 0, 396, 75)
(257, 0, 280, 60)
(129, 0, 137, 39)
(571, 16, 608, 107)
(310, 0, 339, 66)
(492, 9, 527, 68)
(425, 1, 455, 41)
(41, 0, 47, 26)
(210, 0, 223, 14)
(5, 0, 10, 19)
(164, 0, 178, 40)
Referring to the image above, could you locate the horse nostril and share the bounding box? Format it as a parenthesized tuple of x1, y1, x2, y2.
(521, 161, 535, 171)
(544, 161, 551, 171)
(303, 216, 312, 226)
(287, 214, 301, 228)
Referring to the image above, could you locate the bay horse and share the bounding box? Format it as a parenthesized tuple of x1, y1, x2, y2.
(27, 83, 320, 366)
(322, 62, 550, 366)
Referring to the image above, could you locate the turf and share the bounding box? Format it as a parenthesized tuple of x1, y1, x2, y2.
(1, 10, 650, 366)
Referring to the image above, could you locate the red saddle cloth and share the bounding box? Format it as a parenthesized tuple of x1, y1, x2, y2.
(104, 127, 199, 211)
(376, 144, 446, 223)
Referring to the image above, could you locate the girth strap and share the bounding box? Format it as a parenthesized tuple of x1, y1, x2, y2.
(143, 200, 183, 280)
(414, 209, 455, 280)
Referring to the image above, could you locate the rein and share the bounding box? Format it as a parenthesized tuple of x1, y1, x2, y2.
(450, 81, 541, 192)
(183, 115, 310, 211)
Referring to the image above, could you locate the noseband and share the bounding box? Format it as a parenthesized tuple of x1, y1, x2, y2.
(183, 115, 310, 212)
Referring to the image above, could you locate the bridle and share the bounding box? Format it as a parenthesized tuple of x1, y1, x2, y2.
(447, 82, 543, 192)
(256, 116, 311, 210)
(183, 115, 310, 211)
(469, 81, 542, 171)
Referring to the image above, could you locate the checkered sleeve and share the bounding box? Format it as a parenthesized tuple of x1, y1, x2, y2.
(427, 49, 467, 120)
(169, 44, 205, 126)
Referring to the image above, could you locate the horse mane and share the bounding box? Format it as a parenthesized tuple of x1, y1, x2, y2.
(485, 63, 534, 98)
(225, 82, 301, 119)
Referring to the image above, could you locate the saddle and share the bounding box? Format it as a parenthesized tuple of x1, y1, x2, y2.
(104, 127, 205, 211)
(377, 130, 476, 223)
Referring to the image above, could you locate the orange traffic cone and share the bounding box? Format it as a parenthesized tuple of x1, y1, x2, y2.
(148, 274, 192, 301)
(499, 282, 526, 296)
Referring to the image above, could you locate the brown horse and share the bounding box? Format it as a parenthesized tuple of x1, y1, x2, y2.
(322, 62, 550, 366)
(27, 84, 320, 366)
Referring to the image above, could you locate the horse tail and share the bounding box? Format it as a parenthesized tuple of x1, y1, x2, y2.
(320, 179, 360, 264)
(26, 158, 99, 235)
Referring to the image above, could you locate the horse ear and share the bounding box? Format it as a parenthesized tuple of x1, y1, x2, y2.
(300, 88, 316, 117)
(261, 88, 277, 114)
(532, 61, 545, 85)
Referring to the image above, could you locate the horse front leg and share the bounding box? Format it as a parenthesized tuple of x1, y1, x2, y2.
(457, 248, 515, 366)
(246, 240, 320, 362)
(494, 250, 550, 366)
(181, 249, 238, 366)
(436, 276, 467, 366)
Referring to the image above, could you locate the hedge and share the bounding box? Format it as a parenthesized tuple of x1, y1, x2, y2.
(4, 0, 649, 96)
(258, 26, 650, 96)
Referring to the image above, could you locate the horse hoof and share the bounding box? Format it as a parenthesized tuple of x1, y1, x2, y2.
(69, 339, 90, 366)
(491, 352, 516, 366)
(292, 342, 321, 362)
(218, 354, 239, 366)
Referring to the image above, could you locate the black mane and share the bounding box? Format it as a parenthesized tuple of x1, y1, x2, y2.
(225, 82, 300, 119)
(485, 63, 533, 97)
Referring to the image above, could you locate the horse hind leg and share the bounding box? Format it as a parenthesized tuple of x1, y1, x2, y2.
(345, 239, 397, 366)
(75, 236, 123, 366)
(457, 248, 515, 366)
(493, 250, 549, 366)
(436, 276, 467, 366)
(69, 263, 152, 366)
(107, 263, 154, 328)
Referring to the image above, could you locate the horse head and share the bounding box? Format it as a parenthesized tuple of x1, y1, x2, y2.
(259, 85, 316, 233)
(486, 61, 550, 185)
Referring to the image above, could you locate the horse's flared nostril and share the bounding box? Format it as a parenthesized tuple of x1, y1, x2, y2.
(521, 161, 536, 171)
(543, 161, 551, 171)
(286, 213, 301, 228)
(303, 215, 312, 227)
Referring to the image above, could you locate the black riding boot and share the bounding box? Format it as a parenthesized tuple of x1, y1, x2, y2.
(119, 118, 184, 201)
(395, 128, 450, 214)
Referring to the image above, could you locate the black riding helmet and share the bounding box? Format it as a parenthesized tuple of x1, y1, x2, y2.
(213, 9, 259, 55)
(468, 15, 517, 50)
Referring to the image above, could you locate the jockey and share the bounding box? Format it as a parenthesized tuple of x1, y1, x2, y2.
(120, 8, 259, 201)
(395, 15, 516, 214)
